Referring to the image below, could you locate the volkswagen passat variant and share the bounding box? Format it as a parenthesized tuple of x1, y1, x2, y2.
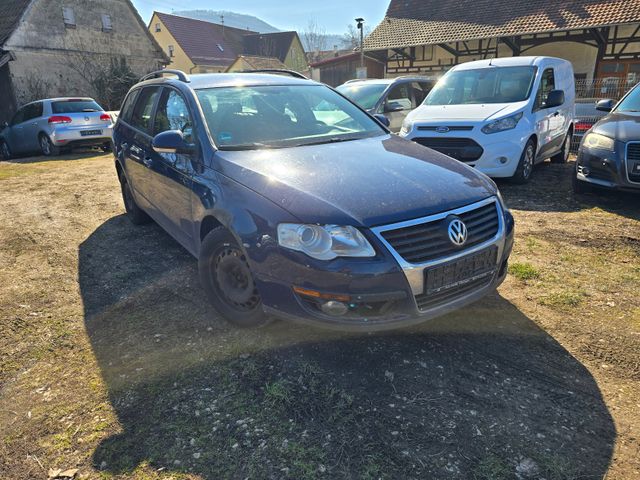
(112, 70, 514, 330)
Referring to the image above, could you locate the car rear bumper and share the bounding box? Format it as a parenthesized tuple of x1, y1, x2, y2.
(49, 125, 113, 147)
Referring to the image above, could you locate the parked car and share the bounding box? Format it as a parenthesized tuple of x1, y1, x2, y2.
(336, 77, 436, 133)
(0, 97, 113, 160)
(573, 98, 608, 150)
(400, 56, 576, 184)
(112, 70, 514, 330)
(573, 82, 640, 194)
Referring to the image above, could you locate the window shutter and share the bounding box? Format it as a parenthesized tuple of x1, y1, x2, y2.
(101, 14, 112, 32)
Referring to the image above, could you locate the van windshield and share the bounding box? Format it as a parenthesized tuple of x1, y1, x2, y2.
(425, 66, 537, 105)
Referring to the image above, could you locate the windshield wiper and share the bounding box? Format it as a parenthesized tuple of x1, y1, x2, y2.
(296, 136, 363, 147)
(219, 142, 276, 151)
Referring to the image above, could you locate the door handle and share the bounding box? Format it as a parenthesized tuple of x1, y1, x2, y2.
(143, 157, 153, 167)
(31, 122, 37, 126)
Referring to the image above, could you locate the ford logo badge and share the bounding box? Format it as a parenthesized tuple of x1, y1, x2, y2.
(435, 126, 450, 133)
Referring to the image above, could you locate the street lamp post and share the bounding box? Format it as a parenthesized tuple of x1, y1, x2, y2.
(355, 18, 364, 68)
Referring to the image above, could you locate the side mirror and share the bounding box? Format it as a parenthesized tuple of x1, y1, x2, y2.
(545, 90, 565, 109)
(384, 101, 406, 113)
(373, 114, 390, 128)
(2, 121, 8, 129)
(596, 99, 615, 112)
(152, 130, 194, 154)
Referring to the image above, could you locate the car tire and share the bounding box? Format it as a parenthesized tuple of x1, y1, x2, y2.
(512, 139, 536, 184)
(572, 163, 592, 194)
(551, 132, 571, 163)
(39, 134, 60, 156)
(120, 177, 151, 225)
(199, 227, 270, 328)
(0, 141, 11, 161)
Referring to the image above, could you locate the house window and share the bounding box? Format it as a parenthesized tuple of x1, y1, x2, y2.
(62, 7, 76, 28)
(168, 45, 175, 57)
(101, 14, 112, 32)
(155, 23, 161, 32)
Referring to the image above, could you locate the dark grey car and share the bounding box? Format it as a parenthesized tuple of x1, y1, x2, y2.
(337, 77, 436, 133)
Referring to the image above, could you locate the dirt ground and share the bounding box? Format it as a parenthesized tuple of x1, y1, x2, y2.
(0, 151, 638, 480)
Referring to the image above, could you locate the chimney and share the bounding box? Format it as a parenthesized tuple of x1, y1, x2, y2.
(220, 14, 225, 39)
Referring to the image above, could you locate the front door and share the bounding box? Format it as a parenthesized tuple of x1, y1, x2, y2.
(381, 83, 415, 133)
(147, 87, 199, 248)
(7, 107, 27, 154)
(533, 67, 564, 159)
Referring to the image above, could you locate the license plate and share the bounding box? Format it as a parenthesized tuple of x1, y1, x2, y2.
(424, 247, 498, 294)
(80, 129, 102, 136)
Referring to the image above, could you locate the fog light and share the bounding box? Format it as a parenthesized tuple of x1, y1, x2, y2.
(581, 166, 591, 176)
(498, 156, 508, 164)
(320, 301, 349, 316)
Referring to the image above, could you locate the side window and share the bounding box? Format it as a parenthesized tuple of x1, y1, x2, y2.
(412, 82, 431, 105)
(153, 89, 194, 143)
(10, 108, 25, 126)
(24, 102, 43, 121)
(385, 84, 412, 111)
(535, 68, 555, 110)
(130, 87, 160, 133)
(119, 90, 139, 124)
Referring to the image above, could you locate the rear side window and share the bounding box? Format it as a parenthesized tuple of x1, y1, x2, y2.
(130, 87, 161, 133)
(24, 102, 43, 121)
(119, 90, 139, 123)
(52, 100, 103, 113)
(10, 108, 25, 126)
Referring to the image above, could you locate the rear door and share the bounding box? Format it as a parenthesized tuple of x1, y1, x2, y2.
(21, 102, 44, 152)
(123, 87, 162, 213)
(6, 107, 26, 153)
(147, 87, 199, 247)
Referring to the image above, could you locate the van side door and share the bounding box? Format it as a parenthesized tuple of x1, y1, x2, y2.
(533, 68, 565, 159)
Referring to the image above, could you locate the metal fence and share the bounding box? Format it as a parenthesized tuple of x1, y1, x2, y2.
(570, 77, 635, 152)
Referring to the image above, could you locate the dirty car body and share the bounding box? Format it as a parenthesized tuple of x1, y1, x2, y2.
(112, 72, 514, 330)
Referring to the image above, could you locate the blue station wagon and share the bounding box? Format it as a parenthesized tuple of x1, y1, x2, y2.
(112, 70, 514, 330)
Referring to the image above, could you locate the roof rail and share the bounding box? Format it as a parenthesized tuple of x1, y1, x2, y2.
(239, 69, 308, 80)
(139, 69, 190, 83)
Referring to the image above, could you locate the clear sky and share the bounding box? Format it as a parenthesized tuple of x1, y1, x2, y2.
(132, 0, 389, 35)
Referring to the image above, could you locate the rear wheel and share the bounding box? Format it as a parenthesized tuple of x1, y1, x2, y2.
(199, 227, 269, 328)
(39, 134, 60, 156)
(512, 139, 536, 184)
(0, 141, 11, 161)
(120, 177, 151, 225)
(551, 132, 571, 163)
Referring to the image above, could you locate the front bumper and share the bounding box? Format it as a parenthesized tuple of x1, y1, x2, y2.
(252, 200, 515, 331)
(404, 128, 529, 178)
(575, 144, 640, 192)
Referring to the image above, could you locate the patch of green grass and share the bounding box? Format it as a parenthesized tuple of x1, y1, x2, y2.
(509, 262, 541, 281)
(473, 454, 511, 480)
(525, 237, 541, 251)
(264, 380, 292, 407)
(540, 291, 586, 309)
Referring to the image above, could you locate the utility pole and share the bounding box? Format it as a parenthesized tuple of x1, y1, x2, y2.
(355, 18, 365, 68)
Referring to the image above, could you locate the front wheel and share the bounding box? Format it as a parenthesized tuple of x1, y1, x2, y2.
(199, 227, 269, 328)
(551, 132, 571, 163)
(511, 139, 536, 184)
(0, 141, 11, 161)
(39, 134, 60, 156)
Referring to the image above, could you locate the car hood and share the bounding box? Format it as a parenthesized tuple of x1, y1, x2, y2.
(407, 102, 527, 123)
(213, 135, 497, 227)
(592, 112, 640, 143)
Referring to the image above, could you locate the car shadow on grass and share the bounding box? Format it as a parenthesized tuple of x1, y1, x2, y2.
(496, 161, 640, 221)
(4, 147, 110, 164)
(80, 215, 616, 479)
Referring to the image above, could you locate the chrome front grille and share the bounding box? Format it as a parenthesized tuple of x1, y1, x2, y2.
(380, 201, 500, 264)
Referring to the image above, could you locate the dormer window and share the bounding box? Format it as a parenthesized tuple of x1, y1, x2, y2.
(217, 44, 224, 52)
(62, 7, 76, 28)
(168, 45, 175, 57)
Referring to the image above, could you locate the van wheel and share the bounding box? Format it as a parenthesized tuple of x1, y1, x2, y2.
(199, 227, 270, 328)
(0, 141, 11, 161)
(39, 134, 60, 156)
(551, 133, 571, 163)
(512, 139, 536, 184)
(120, 177, 151, 225)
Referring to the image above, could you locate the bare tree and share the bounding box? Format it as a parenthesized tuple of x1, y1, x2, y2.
(302, 20, 328, 58)
(342, 24, 371, 50)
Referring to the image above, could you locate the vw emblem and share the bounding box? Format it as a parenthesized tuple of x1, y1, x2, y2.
(448, 218, 468, 246)
(84, 116, 90, 121)
(435, 126, 450, 133)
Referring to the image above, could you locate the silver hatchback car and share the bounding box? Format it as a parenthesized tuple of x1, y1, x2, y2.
(0, 97, 113, 160)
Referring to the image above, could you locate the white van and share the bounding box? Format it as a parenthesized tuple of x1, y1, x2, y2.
(400, 57, 575, 183)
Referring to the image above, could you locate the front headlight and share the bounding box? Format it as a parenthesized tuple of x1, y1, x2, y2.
(481, 112, 523, 134)
(277, 224, 375, 260)
(583, 133, 615, 151)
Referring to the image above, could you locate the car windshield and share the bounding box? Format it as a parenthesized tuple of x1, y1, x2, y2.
(52, 100, 103, 113)
(615, 86, 640, 112)
(337, 83, 388, 110)
(196, 84, 385, 150)
(425, 66, 537, 105)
